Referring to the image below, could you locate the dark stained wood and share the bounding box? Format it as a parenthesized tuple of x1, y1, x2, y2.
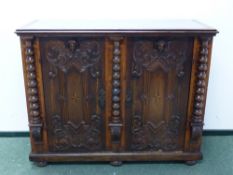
(126, 37, 193, 152)
(34, 38, 49, 152)
(40, 37, 105, 152)
(29, 151, 202, 162)
(104, 38, 113, 150)
(120, 37, 127, 150)
(17, 20, 217, 165)
(184, 37, 200, 152)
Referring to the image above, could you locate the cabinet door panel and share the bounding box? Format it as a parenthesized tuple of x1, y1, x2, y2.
(126, 37, 193, 151)
(40, 37, 105, 152)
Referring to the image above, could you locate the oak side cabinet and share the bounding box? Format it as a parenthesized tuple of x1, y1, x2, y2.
(16, 20, 218, 166)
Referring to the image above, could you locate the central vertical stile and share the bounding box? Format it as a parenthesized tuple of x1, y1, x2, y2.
(109, 37, 123, 151)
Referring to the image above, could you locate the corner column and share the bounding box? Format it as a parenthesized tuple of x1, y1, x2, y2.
(22, 37, 43, 143)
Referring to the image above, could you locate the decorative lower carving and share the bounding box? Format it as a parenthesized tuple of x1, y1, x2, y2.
(46, 39, 102, 76)
(30, 122, 43, 142)
(131, 115, 181, 151)
(191, 37, 210, 141)
(191, 123, 203, 140)
(109, 37, 123, 145)
(109, 123, 122, 144)
(132, 39, 187, 78)
(51, 114, 102, 151)
(24, 37, 43, 143)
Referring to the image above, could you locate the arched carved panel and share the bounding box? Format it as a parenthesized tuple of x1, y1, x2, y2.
(40, 38, 105, 152)
(127, 37, 193, 151)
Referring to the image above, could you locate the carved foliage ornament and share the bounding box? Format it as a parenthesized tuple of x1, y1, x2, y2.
(131, 115, 181, 151)
(46, 39, 102, 76)
(132, 39, 187, 78)
(51, 114, 102, 151)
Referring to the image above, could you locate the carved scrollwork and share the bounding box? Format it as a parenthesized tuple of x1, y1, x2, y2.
(24, 37, 43, 143)
(46, 39, 102, 77)
(51, 114, 102, 151)
(191, 37, 210, 141)
(131, 115, 181, 151)
(132, 39, 187, 78)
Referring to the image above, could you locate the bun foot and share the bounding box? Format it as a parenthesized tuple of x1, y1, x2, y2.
(110, 161, 122, 166)
(186, 160, 197, 166)
(34, 161, 48, 167)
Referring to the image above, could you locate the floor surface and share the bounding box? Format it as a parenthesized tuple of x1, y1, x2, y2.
(0, 136, 232, 175)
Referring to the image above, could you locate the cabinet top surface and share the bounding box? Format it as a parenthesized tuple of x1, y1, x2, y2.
(16, 20, 218, 35)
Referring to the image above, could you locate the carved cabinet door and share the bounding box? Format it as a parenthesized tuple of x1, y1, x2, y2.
(40, 37, 105, 152)
(125, 37, 194, 151)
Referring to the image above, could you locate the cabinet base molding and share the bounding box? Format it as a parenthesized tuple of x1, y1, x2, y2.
(29, 152, 202, 163)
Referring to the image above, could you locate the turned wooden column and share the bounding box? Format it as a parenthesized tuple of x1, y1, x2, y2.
(108, 37, 124, 150)
(23, 37, 43, 143)
(191, 37, 211, 142)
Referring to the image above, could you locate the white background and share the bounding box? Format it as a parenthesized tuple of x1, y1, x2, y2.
(0, 0, 232, 131)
